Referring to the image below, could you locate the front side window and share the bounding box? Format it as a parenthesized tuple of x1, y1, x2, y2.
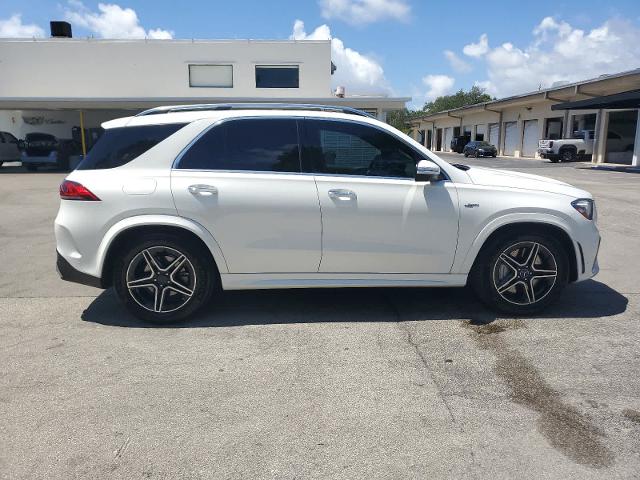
(255, 65, 299, 88)
(177, 118, 300, 172)
(77, 124, 185, 170)
(302, 119, 419, 178)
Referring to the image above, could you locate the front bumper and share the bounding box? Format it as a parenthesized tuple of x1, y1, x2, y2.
(56, 251, 104, 289)
(537, 149, 558, 159)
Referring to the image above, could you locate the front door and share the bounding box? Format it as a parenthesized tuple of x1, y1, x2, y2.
(302, 118, 459, 274)
(171, 117, 321, 273)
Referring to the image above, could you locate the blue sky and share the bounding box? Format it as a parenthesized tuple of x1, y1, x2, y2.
(2, 0, 640, 108)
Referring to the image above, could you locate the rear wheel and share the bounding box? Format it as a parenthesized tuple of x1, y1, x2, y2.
(113, 234, 217, 323)
(470, 233, 568, 315)
(560, 149, 576, 162)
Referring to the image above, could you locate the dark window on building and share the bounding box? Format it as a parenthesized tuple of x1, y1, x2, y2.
(177, 118, 300, 172)
(255, 66, 299, 88)
(302, 119, 420, 178)
(77, 123, 186, 170)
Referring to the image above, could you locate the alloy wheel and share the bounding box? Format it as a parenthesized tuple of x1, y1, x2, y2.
(492, 241, 558, 306)
(125, 246, 197, 313)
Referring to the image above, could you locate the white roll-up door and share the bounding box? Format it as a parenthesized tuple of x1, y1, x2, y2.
(489, 123, 499, 146)
(522, 120, 539, 157)
(503, 122, 518, 156)
(475, 124, 486, 141)
(444, 127, 453, 152)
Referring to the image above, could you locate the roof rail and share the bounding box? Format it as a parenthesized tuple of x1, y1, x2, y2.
(135, 103, 374, 118)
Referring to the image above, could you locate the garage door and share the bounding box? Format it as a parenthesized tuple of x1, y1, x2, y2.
(489, 123, 499, 146)
(503, 122, 518, 156)
(443, 127, 453, 152)
(475, 124, 486, 141)
(522, 120, 539, 157)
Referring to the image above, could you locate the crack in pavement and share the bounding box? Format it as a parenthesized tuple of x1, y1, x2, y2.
(382, 294, 479, 479)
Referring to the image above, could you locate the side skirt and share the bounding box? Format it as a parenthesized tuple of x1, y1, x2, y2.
(220, 273, 468, 290)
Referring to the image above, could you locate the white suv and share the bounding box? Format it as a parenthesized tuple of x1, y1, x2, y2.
(55, 104, 600, 323)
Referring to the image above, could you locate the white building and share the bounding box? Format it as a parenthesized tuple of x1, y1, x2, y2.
(0, 27, 408, 152)
(410, 69, 640, 167)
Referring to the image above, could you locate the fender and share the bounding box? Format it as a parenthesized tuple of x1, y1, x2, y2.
(453, 211, 576, 275)
(94, 214, 230, 277)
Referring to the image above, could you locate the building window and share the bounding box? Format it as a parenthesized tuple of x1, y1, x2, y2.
(189, 64, 233, 88)
(255, 65, 299, 88)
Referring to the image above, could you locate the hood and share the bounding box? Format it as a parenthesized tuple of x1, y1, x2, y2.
(465, 166, 590, 198)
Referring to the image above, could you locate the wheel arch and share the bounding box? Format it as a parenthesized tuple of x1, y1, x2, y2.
(461, 220, 579, 283)
(97, 215, 229, 288)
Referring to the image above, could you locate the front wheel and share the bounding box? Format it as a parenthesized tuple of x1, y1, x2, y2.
(113, 234, 218, 323)
(470, 234, 568, 315)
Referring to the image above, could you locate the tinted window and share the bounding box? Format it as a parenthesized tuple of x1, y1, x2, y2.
(255, 66, 299, 88)
(177, 118, 300, 172)
(3, 132, 18, 143)
(302, 119, 419, 178)
(26, 133, 56, 142)
(77, 123, 185, 170)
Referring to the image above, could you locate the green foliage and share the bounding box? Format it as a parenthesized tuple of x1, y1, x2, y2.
(386, 86, 494, 132)
(422, 86, 493, 115)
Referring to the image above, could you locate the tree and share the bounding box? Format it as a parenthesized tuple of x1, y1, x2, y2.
(422, 86, 493, 115)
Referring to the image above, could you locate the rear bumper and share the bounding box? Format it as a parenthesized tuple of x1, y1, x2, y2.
(56, 251, 104, 289)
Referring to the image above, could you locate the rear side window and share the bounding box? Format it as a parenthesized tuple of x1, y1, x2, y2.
(77, 123, 186, 170)
(176, 118, 300, 172)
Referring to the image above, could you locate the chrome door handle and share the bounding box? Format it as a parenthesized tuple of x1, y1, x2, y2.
(328, 189, 356, 201)
(188, 184, 218, 196)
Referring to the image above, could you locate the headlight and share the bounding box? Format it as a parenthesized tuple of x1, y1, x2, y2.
(571, 198, 594, 220)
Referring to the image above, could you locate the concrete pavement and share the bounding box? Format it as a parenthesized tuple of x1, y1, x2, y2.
(1, 158, 639, 479)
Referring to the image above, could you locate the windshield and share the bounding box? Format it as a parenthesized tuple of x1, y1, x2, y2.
(26, 133, 56, 142)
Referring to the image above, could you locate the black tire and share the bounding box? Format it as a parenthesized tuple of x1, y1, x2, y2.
(25, 164, 37, 172)
(549, 157, 559, 163)
(57, 156, 70, 172)
(463, 153, 468, 157)
(470, 233, 569, 315)
(560, 149, 576, 162)
(113, 233, 218, 324)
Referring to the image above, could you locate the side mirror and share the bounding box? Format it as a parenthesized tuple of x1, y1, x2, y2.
(415, 159, 441, 181)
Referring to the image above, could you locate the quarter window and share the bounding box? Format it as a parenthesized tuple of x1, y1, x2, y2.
(77, 124, 186, 170)
(255, 65, 299, 88)
(177, 118, 300, 172)
(302, 119, 419, 178)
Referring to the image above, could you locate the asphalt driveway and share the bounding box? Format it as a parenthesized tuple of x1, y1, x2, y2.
(1, 156, 639, 479)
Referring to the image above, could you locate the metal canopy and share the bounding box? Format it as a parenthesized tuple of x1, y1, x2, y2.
(551, 89, 640, 110)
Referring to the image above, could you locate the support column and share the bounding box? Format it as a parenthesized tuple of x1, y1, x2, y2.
(497, 111, 504, 156)
(632, 110, 640, 167)
(562, 110, 570, 139)
(593, 109, 607, 164)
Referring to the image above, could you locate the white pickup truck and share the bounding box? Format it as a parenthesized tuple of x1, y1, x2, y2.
(538, 130, 595, 163)
(539, 129, 634, 163)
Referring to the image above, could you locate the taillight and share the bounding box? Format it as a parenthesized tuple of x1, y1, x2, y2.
(59, 180, 101, 201)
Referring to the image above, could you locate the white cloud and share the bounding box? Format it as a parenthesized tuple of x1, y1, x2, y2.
(444, 50, 471, 73)
(474, 17, 640, 98)
(0, 14, 45, 38)
(291, 20, 389, 95)
(462, 33, 489, 57)
(64, 1, 173, 39)
(319, 0, 410, 26)
(422, 74, 455, 101)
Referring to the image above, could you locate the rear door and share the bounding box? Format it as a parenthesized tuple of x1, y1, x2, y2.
(171, 117, 322, 273)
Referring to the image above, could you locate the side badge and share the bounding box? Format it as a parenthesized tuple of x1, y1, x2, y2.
(464, 203, 480, 208)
